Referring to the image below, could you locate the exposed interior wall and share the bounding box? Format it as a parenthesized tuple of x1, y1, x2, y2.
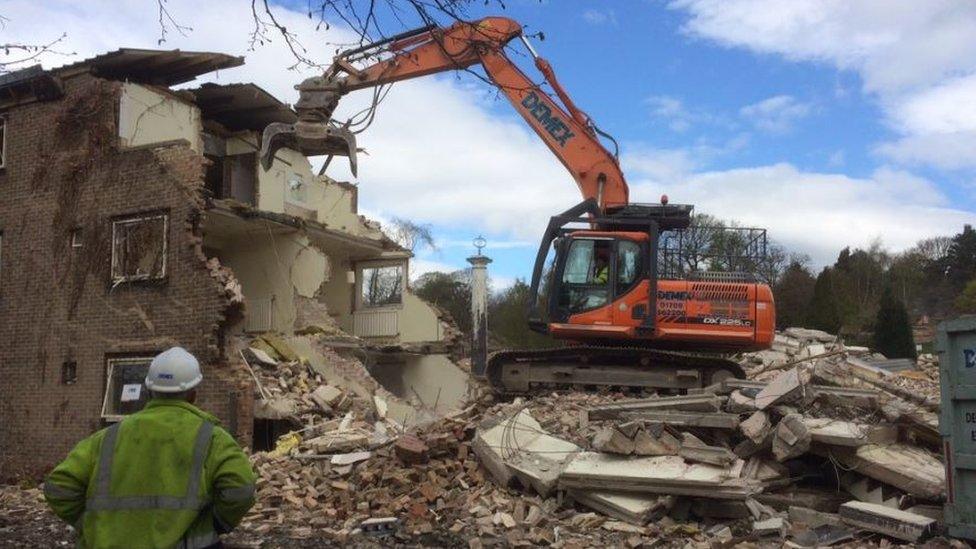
(367, 353, 468, 415)
(226, 133, 382, 240)
(319, 254, 355, 332)
(206, 227, 328, 334)
(118, 82, 202, 152)
(400, 292, 446, 343)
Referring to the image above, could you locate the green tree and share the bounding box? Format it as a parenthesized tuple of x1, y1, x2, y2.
(773, 259, 816, 329)
(413, 270, 472, 337)
(874, 285, 917, 360)
(488, 279, 557, 349)
(947, 224, 976, 288)
(957, 278, 976, 314)
(808, 268, 842, 334)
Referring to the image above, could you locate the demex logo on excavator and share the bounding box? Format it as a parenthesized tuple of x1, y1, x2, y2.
(521, 91, 576, 147)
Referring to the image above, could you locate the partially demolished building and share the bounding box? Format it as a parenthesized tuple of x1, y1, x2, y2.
(0, 49, 453, 476)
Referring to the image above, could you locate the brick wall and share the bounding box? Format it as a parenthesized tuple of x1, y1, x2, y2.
(0, 74, 253, 479)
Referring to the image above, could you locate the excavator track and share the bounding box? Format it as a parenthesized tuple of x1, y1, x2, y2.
(485, 346, 745, 395)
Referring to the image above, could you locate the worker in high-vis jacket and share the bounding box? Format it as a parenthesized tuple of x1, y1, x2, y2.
(44, 347, 257, 549)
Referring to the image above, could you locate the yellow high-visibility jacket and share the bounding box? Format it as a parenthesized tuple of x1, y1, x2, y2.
(44, 399, 256, 549)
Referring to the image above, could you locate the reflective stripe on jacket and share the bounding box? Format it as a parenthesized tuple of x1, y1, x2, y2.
(44, 399, 257, 549)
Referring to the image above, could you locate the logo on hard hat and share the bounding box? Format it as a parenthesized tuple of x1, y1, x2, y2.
(158, 373, 175, 379)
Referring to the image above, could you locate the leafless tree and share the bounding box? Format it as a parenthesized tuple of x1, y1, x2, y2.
(912, 235, 953, 263)
(386, 216, 437, 252)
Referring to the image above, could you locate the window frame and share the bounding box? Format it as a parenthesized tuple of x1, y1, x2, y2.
(101, 356, 154, 422)
(356, 260, 407, 310)
(557, 237, 615, 314)
(614, 239, 645, 299)
(110, 212, 169, 284)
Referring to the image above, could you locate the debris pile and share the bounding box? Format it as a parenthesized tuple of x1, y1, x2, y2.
(456, 328, 949, 546)
(1, 327, 957, 547)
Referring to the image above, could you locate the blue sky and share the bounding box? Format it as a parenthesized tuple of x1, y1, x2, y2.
(8, 0, 975, 289)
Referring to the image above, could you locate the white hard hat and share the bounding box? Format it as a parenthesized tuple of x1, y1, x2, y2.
(145, 347, 203, 393)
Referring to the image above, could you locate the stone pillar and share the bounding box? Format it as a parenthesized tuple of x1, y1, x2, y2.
(467, 251, 492, 377)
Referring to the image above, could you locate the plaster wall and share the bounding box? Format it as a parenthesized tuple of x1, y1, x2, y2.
(118, 83, 202, 152)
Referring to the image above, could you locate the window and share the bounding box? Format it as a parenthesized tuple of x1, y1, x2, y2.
(0, 116, 5, 168)
(61, 361, 77, 385)
(616, 240, 642, 296)
(558, 239, 611, 313)
(360, 264, 403, 307)
(111, 214, 168, 283)
(101, 357, 153, 421)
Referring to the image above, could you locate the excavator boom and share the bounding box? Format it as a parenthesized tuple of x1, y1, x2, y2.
(260, 16, 629, 211)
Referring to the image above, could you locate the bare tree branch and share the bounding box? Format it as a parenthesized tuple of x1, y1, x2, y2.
(249, 0, 323, 70)
(0, 32, 74, 73)
(156, 0, 192, 45)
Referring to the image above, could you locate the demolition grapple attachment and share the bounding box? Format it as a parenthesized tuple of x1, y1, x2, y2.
(260, 74, 358, 176)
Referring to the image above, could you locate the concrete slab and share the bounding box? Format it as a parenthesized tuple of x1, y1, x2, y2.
(755, 367, 804, 410)
(568, 490, 670, 526)
(472, 409, 579, 498)
(559, 453, 762, 500)
(813, 443, 944, 500)
(802, 418, 898, 447)
(839, 500, 936, 542)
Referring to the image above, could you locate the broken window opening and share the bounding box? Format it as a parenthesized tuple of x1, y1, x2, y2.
(204, 153, 257, 205)
(360, 264, 404, 308)
(61, 361, 77, 385)
(111, 213, 168, 283)
(101, 356, 153, 421)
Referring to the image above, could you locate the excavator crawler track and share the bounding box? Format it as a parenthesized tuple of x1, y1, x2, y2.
(485, 346, 745, 395)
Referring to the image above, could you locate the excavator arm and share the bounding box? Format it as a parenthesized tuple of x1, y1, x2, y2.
(261, 16, 629, 211)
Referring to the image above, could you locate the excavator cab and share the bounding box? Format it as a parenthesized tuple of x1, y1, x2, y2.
(528, 199, 776, 354)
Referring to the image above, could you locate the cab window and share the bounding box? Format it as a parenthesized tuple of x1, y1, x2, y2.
(616, 240, 642, 295)
(559, 239, 611, 313)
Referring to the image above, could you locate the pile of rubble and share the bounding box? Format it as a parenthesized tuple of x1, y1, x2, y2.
(0, 326, 958, 547)
(460, 328, 949, 546)
(221, 327, 954, 546)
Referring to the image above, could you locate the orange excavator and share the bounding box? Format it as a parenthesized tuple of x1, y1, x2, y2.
(261, 16, 776, 393)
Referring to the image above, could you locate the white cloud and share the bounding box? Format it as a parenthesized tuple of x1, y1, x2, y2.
(582, 9, 617, 26)
(739, 95, 811, 133)
(646, 95, 693, 132)
(408, 258, 461, 280)
(629, 159, 973, 266)
(621, 146, 698, 184)
(671, 0, 976, 169)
